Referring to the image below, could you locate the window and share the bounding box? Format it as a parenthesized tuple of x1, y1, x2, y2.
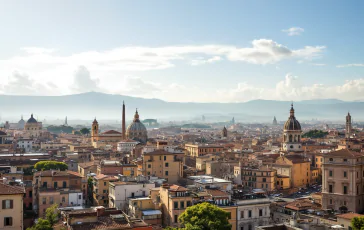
(259, 209, 263, 216)
(43, 182, 47, 188)
(329, 184, 333, 193)
(165, 163, 169, 167)
(54, 182, 58, 188)
(42, 197, 46, 205)
(164, 156, 167, 161)
(343, 186, 347, 194)
(50, 197, 54, 204)
(187, 201, 191, 207)
(344, 159, 348, 162)
(174, 215, 178, 223)
(63, 181, 67, 188)
(29, 191, 32, 198)
(329, 170, 333, 177)
(174, 201, 178, 209)
(248, 210, 252, 218)
(2, 200, 13, 209)
(262, 178, 266, 182)
(79, 195, 82, 199)
(330, 199, 332, 204)
(4, 217, 12, 226)
(62, 197, 65, 203)
(165, 171, 168, 176)
(148, 164, 151, 168)
(180, 201, 185, 209)
(104, 182, 107, 186)
(344, 171, 347, 178)
(329, 158, 333, 162)
(241, 211, 244, 219)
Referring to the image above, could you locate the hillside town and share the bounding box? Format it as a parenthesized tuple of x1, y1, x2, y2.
(0, 102, 363, 230)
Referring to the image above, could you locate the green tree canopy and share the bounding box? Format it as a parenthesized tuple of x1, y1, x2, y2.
(27, 218, 52, 230)
(80, 128, 90, 135)
(178, 202, 231, 230)
(302, 129, 328, 138)
(34, 161, 68, 171)
(352, 216, 364, 230)
(27, 204, 59, 230)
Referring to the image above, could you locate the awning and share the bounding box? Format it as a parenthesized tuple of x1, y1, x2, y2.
(142, 210, 162, 216)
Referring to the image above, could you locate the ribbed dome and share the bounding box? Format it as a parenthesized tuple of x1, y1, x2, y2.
(284, 104, 301, 131)
(27, 114, 38, 123)
(126, 109, 148, 143)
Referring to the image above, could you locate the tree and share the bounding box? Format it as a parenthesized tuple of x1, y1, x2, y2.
(45, 204, 59, 226)
(80, 128, 90, 135)
(27, 218, 52, 230)
(23, 166, 35, 175)
(34, 161, 68, 171)
(352, 216, 364, 230)
(178, 202, 232, 230)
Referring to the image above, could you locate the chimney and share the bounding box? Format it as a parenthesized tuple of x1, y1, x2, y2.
(96, 206, 106, 216)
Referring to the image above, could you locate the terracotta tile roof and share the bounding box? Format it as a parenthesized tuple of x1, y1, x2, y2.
(78, 161, 97, 169)
(34, 170, 83, 178)
(0, 182, 25, 195)
(206, 189, 229, 197)
(94, 174, 117, 180)
(101, 130, 122, 135)
(284, 198, 320, 211)
(326, 149, 364, 158)
(337, 213, 364, 220)
(169, 184, 188, 192)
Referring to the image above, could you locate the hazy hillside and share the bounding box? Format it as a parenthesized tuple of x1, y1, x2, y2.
(0, 92, 361, 122)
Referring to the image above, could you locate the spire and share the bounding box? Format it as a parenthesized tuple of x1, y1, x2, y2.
(65, 116, 68, 126)
(21, 115, 23, 120)
(133, 109, 140, 122)
(290, 103, 295, 117)
(93, 117, 98, 123)
(122, 101, 126, 140)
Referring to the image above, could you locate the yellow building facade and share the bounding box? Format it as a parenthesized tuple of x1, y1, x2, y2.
(0, 183, 25, 230)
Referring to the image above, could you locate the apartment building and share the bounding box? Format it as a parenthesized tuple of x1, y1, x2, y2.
(322, 149, 364, 213)
(234, 166, 277, 192)
(108, 180, 155, 211)
(0, 182, 25, 230)
(185, 143, 224, 157)
(92, 174, 118, 207)
(142, 149, 183, 184)
(32, 170, 85, 216)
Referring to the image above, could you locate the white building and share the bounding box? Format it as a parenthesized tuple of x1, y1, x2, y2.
(17, 138, 34, 152)
(117, 139, 139, 152)
(108, 181, 155, 211)
(68, 192, 83, 206)
(236, 195, 271, 230)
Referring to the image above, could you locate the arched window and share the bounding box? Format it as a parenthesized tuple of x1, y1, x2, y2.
(289, 135, 292, 142)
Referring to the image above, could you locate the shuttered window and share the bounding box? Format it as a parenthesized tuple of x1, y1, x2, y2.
(2, 200, 13, 209)
(4, 217, 13, 226)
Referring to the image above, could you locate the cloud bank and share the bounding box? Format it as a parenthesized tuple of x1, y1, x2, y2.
(282, 27, 305, 36)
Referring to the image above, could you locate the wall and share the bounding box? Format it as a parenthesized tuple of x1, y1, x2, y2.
(0, 194, 24, 230)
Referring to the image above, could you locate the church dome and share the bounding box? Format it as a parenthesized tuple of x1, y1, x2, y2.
(27, 114, 38, 123)
(126, 109, 148, 143)
(284, 104, 301, 131)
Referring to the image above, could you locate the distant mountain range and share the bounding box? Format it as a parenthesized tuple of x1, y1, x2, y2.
(0, 92, 361, 122)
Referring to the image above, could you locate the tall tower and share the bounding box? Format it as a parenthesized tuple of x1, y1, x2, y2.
(65, 116, 68, 126)
(222, 126, 228, 138)
(346, 112, 352, 139)
(92, 118, 99, 141)
(273, 116, 278, 125)
(282, 103, 302, 152)
(122, 101, 126, 140)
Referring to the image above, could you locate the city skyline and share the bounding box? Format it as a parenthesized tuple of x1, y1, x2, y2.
(0, 1, 364, 102)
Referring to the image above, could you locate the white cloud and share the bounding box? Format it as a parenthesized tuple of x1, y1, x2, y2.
(282, 27, 305, 36)
(0, 71, 59, 95)
(336, 63, 364, 68)
(216, 74, 364, 102)
(312, 63, 326, 66)
(190, 56, 222, 66)
(72, 66, 100, 93)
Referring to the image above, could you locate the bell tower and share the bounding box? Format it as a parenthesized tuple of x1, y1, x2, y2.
(346, 112, 352, 139)
(92, 118, 99, 141)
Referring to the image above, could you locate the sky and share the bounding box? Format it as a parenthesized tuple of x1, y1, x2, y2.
(0, 0, 364, 102)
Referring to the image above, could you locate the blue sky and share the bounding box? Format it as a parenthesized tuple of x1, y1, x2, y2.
(0, 0, 363, 102)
